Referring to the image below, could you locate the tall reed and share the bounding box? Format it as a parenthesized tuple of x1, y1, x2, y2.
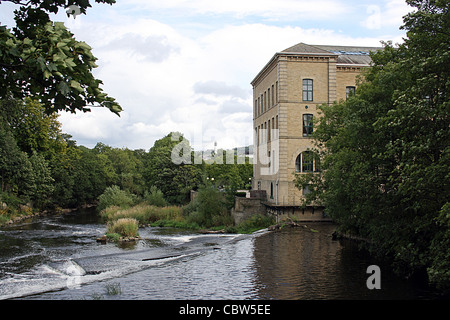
(101, 203, 183, 226)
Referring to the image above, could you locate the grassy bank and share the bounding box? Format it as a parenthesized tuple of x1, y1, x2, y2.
(106, 218, 140, 242)
(101, 203, 191, 226)
(0, 206, 34, 226)
(100, 202, 274, 235)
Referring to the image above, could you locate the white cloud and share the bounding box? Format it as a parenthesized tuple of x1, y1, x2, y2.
(360, 0, 411, 30)
(122, 0, 350, 20)
(194, 81, 250, 99)
(50, 1, 409, 150)
(101, 33, 180, 63)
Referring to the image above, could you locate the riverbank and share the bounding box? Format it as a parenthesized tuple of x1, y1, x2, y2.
(99, 202, 274, 239)
(0, 203, 97, 227)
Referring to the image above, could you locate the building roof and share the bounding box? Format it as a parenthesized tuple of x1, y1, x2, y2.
(281, 42, 334, 55)
(251, 42, 383, 86)
(282, 42, 382, 65)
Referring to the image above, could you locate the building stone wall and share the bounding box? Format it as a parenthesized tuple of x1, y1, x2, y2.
(250, 43, 381, 221)
(231, 194, 267, 225)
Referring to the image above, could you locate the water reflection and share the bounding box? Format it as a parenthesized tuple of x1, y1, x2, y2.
(252, 224, 428, 300)
(1, 209, 439, 300)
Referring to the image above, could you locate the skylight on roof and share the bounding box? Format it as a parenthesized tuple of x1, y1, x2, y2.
(331, 51, 370, 55)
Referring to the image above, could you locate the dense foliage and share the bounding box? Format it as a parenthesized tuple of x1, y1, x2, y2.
(0, 0, 121, 114)
(294, 0, 449, 290)
(0, 98, 253, 226)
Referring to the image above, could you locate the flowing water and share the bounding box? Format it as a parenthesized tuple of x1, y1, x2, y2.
(0, 207, 440, 300)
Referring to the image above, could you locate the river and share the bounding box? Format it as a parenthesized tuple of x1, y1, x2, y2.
(0, 207, 439, 300)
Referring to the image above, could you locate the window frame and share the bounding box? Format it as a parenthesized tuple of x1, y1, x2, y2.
(302, 79, 313, 101)
(346, 86, 356, 99)
(270, 182, 274, 199)
(302, 113, 314, 137)
(301, 151, 314, 172)
(295, 151, 321, 173)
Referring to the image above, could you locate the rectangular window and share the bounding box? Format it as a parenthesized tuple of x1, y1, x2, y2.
(258, 97, 261, 115)
(272, 152, 275, 174)
(276, 81, 278, 103)
(254, 99, 257, 117)
(302, 185, 311, 195)
(276, 115, 278, 139)
(268, 88, 271, 109)
(346, 86, 356, 99)
(303, 79, 313, 101)
(260, 94, 263, 113)
(271, 84, 275, 106)
(257, 125, 260, 145)
(303, 114, 313, 137)
(264, 121, 267, 143)
(264, 91, 267, 112)
(268, 119, 271, 142)
(271, 117, 274, 141)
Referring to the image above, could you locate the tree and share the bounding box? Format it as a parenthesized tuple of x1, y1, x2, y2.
(143, 133, 202, 204)
(1, 97, 65, 156)
(0, 125, 32, 195)
(29, 151, 54, 208)
(97, 185, 137, 212)
(93, 143, 145, 195)
(295, 0, 450, 289)
(190, 184, 227, 227)
(144, 186, 167, 207)
(70, 146, 110, 205)
(0, 0, 121, 114)
(49, 146, 75, 208)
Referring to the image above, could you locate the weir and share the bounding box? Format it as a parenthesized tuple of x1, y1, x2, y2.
(0, 231, 248, 300)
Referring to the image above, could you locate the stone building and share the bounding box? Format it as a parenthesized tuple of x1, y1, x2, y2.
(251, 42, 381, 221)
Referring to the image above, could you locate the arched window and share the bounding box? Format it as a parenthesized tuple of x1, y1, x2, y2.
(295, 151, 320, 173)
(295, 154, 302, 172)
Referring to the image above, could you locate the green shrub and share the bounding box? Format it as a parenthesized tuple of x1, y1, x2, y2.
(0, 192, 23, 209)
(144, 186, 167, 207)
(211, 211, 234, 227)
(186, 210, 206, 226)
(106, 232, 121, 242)
(427, 203, 450, 290)
(150, 219, 200, 230)
(185, 185, 228, 228)
(0, 214, 10, 225)
(182, 198, 198, 216)
(236, 214, 275, 234)
(97, 185, 137, 212)
(107, 218, 139, 238)
(99, 205, 121, 221)
(101, 203, 184, 226)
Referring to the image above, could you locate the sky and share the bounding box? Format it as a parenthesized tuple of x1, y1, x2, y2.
(0, 0, 413, 151)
